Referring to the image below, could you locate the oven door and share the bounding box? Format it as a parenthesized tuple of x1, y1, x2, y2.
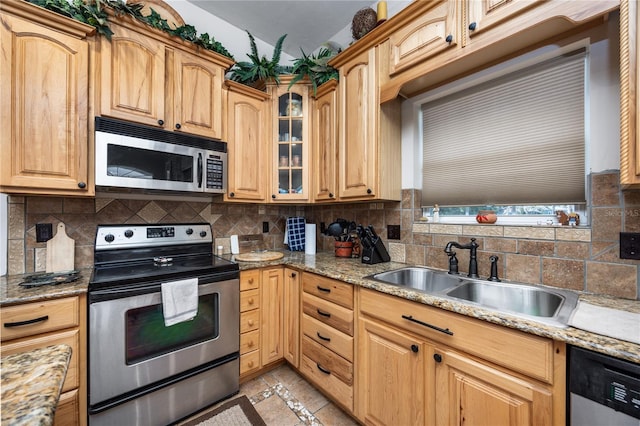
(88, 276, 239, 405)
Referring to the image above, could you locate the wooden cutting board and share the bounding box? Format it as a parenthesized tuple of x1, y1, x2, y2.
(46, 223, 75, 272)
(234, 251, 284, 262)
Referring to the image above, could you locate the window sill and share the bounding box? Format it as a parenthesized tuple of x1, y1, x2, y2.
(412, 220, 591, 242)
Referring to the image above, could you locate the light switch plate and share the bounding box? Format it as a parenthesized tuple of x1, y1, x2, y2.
(36, 223, 53, 243)
(387, 224, 401, 240)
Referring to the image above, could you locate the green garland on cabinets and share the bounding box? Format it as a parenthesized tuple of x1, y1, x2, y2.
(26, 0, 234, 60)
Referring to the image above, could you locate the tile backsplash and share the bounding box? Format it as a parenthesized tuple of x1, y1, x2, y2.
(5, 171, 640, 300)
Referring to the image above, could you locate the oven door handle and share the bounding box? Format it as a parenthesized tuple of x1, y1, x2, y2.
(197, 152, 203, 188)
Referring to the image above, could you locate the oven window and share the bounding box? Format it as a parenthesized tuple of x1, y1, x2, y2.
(125, 293, 219, 364)
(107, 144, 194, 183)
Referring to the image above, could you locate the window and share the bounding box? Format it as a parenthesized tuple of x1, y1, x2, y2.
(421, 48, 587, 212)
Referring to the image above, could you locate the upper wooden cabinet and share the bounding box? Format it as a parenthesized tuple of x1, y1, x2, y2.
(266, 78, 311, 202)
(0, 0, 94, 196)
(389, 0, 458, 76)
(330, 42, 402, 201)
(99, 17, 233, 139)
(224, 81, 270, 202)
(312, 80, 339, 202)
(621, 0, 639, 188)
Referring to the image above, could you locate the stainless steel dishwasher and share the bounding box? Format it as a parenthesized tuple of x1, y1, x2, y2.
(569, 346, 640, 425)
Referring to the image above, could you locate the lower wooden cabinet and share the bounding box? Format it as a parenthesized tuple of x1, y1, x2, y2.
(0, 295, 86, 426)
(261, 267, 284, 366)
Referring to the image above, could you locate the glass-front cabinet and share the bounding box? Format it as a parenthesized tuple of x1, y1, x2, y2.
(267, 77, 310, 202)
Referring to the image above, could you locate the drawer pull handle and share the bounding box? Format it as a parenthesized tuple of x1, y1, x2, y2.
(248, 320, 254, 326)
(317, 332, 331, 342)
(4, 315, 49, 328)
(316, 363, 331, 375)
(317, 309, 331, 318)
(402, 314, 453, 336)
(317, 286, 331, 293)
(248, 298, 254, 305)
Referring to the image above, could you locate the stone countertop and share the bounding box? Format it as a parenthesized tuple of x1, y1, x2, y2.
(2, 252, 638, 364)
(0, 269, 90, 306)
(1, 344, 72, 426)
(234, 251, 640, 364)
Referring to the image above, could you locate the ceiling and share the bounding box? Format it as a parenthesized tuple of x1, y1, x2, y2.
(185, 0, 380, 57)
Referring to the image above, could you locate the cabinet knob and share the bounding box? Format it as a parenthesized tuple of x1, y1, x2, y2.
(272, 194, 276, 199)
(445, 34, 453, 43)
(248, 278, 254, 284)
(329, 193, 334, 198)
(434, 353, 442, 363)
(469, 22, 477, 31)
(291, 272, 297, 277)
(77, 182, 86, 189)
(158, 119, 164, 126)
(248, 320, 254, 326)
(175, 123, 181, 129)
(229, 192, 235, 197)
(411, 344, 419, 353)
(248, 361, 254, 368)
(248, 298, 254, 305)
(367, 188, 372, 194)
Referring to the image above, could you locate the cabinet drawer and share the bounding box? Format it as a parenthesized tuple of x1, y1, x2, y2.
(1, 297, 79, 341)
(240, 270, 260, 291)
(240, 329, 260, 355)
(240, 309, 260, 333)
(302, 314, 353, 361)
(302, 335, 352, 386)
(240, 350, 260, 375)
(302, 274, 353, 309)
(360, 288, 554, 383)
(1, 329, 79, 392)
(302, 292, 353, 336)
(54, 389, 78, 426)
(240, 289, 260, 312)
(300, 353, 353, 412)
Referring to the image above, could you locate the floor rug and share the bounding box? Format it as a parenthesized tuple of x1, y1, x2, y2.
(181, 395, 267, 426)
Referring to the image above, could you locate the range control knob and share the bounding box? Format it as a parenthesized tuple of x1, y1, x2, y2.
(199, 231, 207, 238)
(104, 234, 115, 243)
(186, 228, 194, 235)
(124, 230, 134, 238)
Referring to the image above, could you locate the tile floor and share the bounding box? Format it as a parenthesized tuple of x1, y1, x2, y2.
(182, 364, 359, 426)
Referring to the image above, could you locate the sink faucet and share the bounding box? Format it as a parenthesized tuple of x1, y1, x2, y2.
(444, 238, 479, 278)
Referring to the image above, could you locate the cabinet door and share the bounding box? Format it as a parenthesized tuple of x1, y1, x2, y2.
(0, 14, 90, 194)
(225, 88, 267, 201)
(621, 0, 639, 187)
(338, 49, 377, 200)
(283, 268, 300, 367)
(464, 0, 542, 47)
(312, 80, 338, 202)
(172, 48, 224, 138)
(389, 0, 458, 75)
(261, 267, 284, 365)
(434, 348, 553, 426)
(100, 23, 165, 127)
(357, 317, 427, 426)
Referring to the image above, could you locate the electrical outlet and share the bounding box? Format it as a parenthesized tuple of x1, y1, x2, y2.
(262, 221, 269, 233)
(620, 232, 640, 260)
(36, 223, 53, 242)
(387, 224, 401, 240)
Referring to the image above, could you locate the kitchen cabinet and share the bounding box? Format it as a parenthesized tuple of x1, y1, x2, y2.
(621, 0, 639, 188)
(266, 77, 311, 202)
(283, 268, 300, 367)
(356, 288, 566, 425)
(0, 0, 94, 196)
(380, 0, 619, 102)
(312, 80, 339, 202)
(1, 295, 87, 426)
(99, 16, 233, 139)
(330, 42, 402, 201)
(240, 269, 261, 378)
(261, 267, 284, 366)
(299, 273, 354, 412)
(224, 81, 270, 202)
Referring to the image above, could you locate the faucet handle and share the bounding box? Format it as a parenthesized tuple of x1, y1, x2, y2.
(447, 251, 459, 275)
(488, 255, 500, 281)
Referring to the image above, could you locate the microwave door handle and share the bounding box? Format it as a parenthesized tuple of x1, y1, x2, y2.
(197, 152, 203, 188)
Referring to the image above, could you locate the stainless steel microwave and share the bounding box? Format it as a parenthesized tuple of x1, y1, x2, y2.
(95, 117, 227, 194)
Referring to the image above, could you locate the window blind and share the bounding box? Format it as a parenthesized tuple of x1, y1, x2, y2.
(422, 50, 586, 207)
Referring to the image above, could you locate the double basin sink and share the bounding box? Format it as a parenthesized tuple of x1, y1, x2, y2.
(366, 267, 579, 327)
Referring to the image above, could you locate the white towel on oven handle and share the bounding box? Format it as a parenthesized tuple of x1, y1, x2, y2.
(161, 278, 199, 326)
